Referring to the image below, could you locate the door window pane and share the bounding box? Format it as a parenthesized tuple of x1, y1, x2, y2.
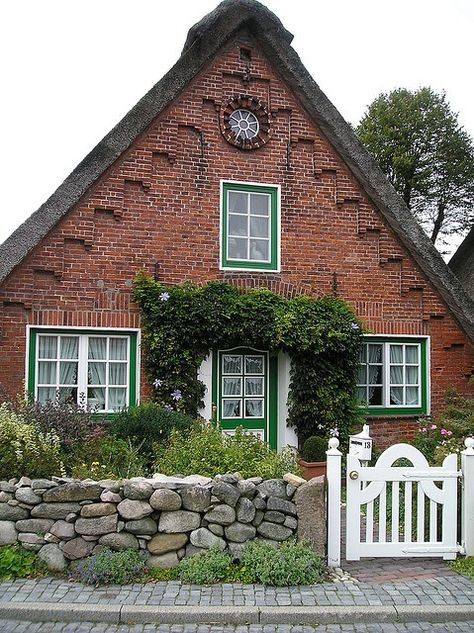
(223, 377, 242, 396)
(245, 399, 263, 417)
(245, 377, 263, 396)
(245, 356, 264, 374)
(222, 400, 241, 418)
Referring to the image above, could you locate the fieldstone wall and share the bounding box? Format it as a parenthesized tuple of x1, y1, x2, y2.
(0, 472, 315, 572)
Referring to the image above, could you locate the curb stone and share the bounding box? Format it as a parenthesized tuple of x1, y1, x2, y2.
(2, 602, 474, 625)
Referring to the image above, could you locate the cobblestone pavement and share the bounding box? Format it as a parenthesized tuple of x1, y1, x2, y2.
(1, 622, 474, 632)
(341, 557, 457, 583)
(0, 575, 473, 607)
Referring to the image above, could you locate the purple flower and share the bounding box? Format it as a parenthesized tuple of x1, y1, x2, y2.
(159, 292, 170, 302)
(329, 427, 339, 437)
(153, 378, 163, 389)
(351, 323, 360, 331)
(171, 389, 182, 401)
(164, 404, 174, 412)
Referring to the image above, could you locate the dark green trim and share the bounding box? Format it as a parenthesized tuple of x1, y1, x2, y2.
(221, 182, 279, 271)
(213, 347, 278, 448)
(359, 337, 428, 417)
(27, 328, 139, 413)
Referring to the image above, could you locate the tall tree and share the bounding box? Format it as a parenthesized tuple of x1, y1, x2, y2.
(356, 87, 474, 246)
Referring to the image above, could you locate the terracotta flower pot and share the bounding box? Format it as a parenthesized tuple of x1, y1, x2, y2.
(298, 458, 327, 481)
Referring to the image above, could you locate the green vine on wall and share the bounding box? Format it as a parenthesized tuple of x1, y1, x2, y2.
(133, 273, 363, 443)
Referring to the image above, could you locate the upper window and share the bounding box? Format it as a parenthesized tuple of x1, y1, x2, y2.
(220, 181, 280, 271)
(357, 337, 428, 415)
(28, 328, 138, 413)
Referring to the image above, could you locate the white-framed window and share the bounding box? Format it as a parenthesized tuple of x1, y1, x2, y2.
(28, 328, 139, 413)
(357, 337, 428, 414)
(220, 181, 280, 271)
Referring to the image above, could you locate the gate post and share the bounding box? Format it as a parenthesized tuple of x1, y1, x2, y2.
(461, 437, 474, 556)
(326, 436, 342, 567)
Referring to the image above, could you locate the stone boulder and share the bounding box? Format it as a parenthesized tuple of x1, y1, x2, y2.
(203, 504, 235, 525)
(80, 503, 117, 518)
(225, 522, 256, 543)
(38, 544, 66, 572)
(123, 481, 153, 500)
(256, 522, 293, 541)
(75, 514, 118, 536)
(149, 489, 182, 511)
(117, 499, 153, 520)
(212, 481, 240, 507)
(63, 537, 96, 560)
(257, 479, 288, 499)
(146, 552, 179, 569)
(236, 497, 256, 523)
(124, 518, 157, 535)
(266, 497, 297, 516)
(31, 503, 81, 520)
(0, 521, 17, 546)
(158, 511, 200, 533)
(148, 533, 188, 555)
(0, 504, 29, 521)
(16, 519, 54, 534)
(43, 482, 101, 503)
(99, 532, 139, 550)
(190, 527, 226, 550)
(49, 520, 76, 540)
(15, 488, 42, 505)
(180, 486, 211, 512)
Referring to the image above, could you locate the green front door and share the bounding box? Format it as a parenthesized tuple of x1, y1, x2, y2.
(212, 347, 278, 448)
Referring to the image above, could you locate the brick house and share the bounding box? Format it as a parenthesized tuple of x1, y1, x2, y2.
(1, 0, 473, 449)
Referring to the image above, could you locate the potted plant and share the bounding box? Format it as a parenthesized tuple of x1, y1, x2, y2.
(298, 435, 328, 480)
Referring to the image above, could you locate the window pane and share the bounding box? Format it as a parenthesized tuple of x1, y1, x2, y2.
(228, 191, 248, 213)
(89, 337, 107, 360)
(249, 239, 269, 261)
(245, 377, 263, 396)
(390, 345, 403, 363)
(223, 355, 242, 374)
(406, 345, 419, 364)
(406, 366, 418, 385)
(223, 377, 241, 396)
(357, 386, 367, 404)
(406, 387, 419, 406)
(109, 338, 127, 361)
(245, 399, 263, 417)
(38, 387, 56, 403)
(223, 399, 241, 418)
(228, 214, 248, 236)
(60, 337, 79, 359)
(88, 387, 105, 411)
(390, 366, 404, 385)
(368, 344, 382, 363)
(390, 387, 404, 405)
(249, 216, 268, 238)
(59, 361, 78, 385)
(358, 345, 367, 363)
(245, 356, 264, 374)
(38, 361, 56, 385)
(39, 336, 57, 359)
(88, 362, 106, 385)
(58, 387, 77, 404)
(368, 365, 383, 385)
(249, 193, 269, 216)
(228, 237, 248, 260)
(368, 386, 382, 405)
(109, 388, 127, 411)
(109, 363, 126, 386)
(357, 366, 367, 384)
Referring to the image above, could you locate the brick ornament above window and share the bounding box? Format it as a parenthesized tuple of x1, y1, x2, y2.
(220, 95, 271, 150)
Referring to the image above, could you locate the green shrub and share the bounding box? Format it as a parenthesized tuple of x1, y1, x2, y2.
(154, 421, 300, 479)
(70, 548, 146, 585)
(68, 435, 146, 479)
(109, 402, 193, 464)
(0, 545, 44, 580)
(0, 405, 63, 479)
(16, 395, 98, 449)
(300, 435, 328, 462)
(241, 540, 323, 586)
(178, 547, 233, 584)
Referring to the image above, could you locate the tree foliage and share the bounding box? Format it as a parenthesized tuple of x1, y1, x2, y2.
(356, 87, 474, 245)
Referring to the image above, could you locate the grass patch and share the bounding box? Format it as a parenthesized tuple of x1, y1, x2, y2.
(449, 557, 474, 579)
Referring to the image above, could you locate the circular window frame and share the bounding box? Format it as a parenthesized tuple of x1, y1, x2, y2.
(221, 95, 271, 150)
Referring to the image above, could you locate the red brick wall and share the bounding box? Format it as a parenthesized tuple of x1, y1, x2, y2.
(1, 34, 473, 446)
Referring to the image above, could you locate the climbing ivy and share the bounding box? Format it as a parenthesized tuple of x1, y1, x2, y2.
(133, 273, 364, 443)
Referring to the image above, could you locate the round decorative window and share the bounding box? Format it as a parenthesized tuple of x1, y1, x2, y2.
(221, 95, 271, 150)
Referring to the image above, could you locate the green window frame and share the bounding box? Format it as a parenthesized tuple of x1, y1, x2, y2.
(357, 336, 429, 416)
(27, 327, 138, 414)
(220, 181, 280, 271)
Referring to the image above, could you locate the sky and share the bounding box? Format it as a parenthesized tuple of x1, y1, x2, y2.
(1, 0, 474, 258)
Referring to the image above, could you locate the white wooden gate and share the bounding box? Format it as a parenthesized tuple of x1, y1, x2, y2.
(345, 443, 460, 561)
